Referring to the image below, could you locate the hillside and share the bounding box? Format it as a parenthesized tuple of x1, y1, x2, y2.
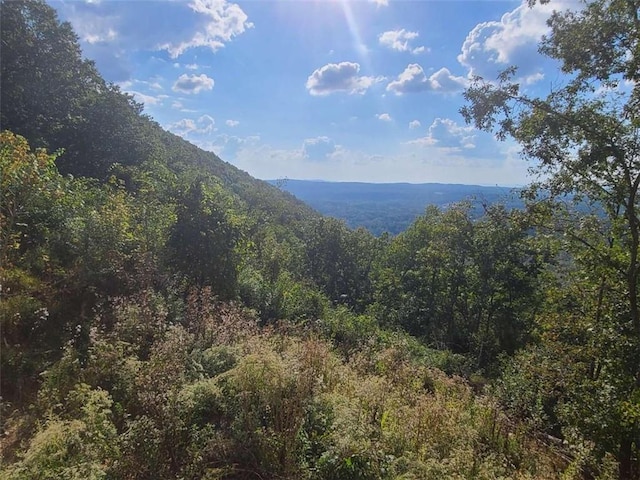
(270, 180, 522, 235)
(2, 1, 640, 479)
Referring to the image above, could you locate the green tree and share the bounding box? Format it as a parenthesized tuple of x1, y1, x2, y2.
(0, 131, 65, 403)
(461, 0, 640, 475)
(0, 0, 100, 151)
(372, 204, 542, 368)
(303, 218, 378, 311)
(1, 0, 162, 180)
(168, 176, 243, 299)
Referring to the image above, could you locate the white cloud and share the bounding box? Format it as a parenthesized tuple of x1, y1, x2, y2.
(125, 78, 163, 91)
(169, 114, 216, 135)
(196, 114, 216, 133)
(409, 120, 421, 129)
(64, 7, 118, 46)
(160, 0, 254, 58)
(172, 73, 215, 94)
(376, 113, 392, 122)
(457, 0, 569, 83)
(128, 90, 162, 106)
(387, 64, 467, 95)
(428, 67, 469, 92)
(196, 134, 260, 158)
(226, 119, 240, 127)
(170, 118, 197, 133)
(85, 27, 117, 44)
(408, 118, 481, 154)
(306, 62, 384, 96)
(370, 0, 389, 6)
(171, 100, 198, 112)
(387, 64, 430, 94)
(379, 29, 427, 55)
(57, 1, 252, 81)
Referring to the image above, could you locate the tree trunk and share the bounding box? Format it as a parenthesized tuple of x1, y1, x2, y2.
(618, 435, 635, 480)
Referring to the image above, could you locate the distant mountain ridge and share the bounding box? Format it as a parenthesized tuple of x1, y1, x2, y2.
(269, 179, 523, 235)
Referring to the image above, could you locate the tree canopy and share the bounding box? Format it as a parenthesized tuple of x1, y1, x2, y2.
(462, 0, 640, 476)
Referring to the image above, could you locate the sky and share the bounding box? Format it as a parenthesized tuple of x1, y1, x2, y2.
(49, 0, 580, 186)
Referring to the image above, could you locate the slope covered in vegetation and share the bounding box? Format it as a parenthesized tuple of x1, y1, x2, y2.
(2, 0, 640, 478)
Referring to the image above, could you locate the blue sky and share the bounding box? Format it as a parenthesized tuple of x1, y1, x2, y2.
(50, 0, 578, 185)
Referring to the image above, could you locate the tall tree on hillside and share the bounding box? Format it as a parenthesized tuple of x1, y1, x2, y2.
(1, 0, 160, 179)
(0, 0, 99, 148)
(168, 177, 243, 299)
(461, 0, 640, 476)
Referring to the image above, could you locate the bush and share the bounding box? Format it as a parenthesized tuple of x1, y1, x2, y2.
(2, 384, 119, 480)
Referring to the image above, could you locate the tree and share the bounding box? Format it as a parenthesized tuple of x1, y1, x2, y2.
(371, 204, 540, 367)
(0, 0, 100, 150)
(1, 0, 162, 180)
(303, 218, 378, 311)
(168, 176, 243, 299)
(461, 0, 640, 476)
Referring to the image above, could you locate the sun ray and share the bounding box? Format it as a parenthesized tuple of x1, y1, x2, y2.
(338, 0, 371, 73)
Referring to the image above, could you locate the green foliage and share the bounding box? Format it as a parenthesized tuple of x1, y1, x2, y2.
(303, 218, 379, 312)
(5, 0, 631, 477)
(462, 0, 640, 474)
(168, 176, 244, 298)
(2, 384, 119, 480)
(372, 203, 542, 369)
(0, 0, 100, 151)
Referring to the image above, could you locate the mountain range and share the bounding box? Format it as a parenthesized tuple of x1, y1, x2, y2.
(270, 179, 523, 235)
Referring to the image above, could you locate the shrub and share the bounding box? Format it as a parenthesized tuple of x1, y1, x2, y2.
(2, 384, 119, 480)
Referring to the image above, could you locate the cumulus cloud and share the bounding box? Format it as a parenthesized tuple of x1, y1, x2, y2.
(57, 1, 251, 81)
(457, 0, 569, 83)
(408, 118, 478, 153)
(160, 0, 254, 58)
(387, 64, 467, 95)
(379, 29, 427, 55)
(409, 120, 421, 129)
(127, 91, 162, 106)
(85, 27, 117, 44)
(428, 67, 469, 92)
(226, 119, 240, 127)
(376, 113, 392, 122)
(170, 118, 197, 133)
(172, 73, 215, 94)
(370, 0, 389, 6)
(303, 137, 337, 161)
(306, 62, 384, 96)
(169, 114, 216, 135)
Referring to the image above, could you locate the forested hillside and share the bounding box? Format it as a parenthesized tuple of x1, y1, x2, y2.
(2, 1, 640, 479)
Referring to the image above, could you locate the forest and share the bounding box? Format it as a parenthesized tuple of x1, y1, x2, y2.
(1, 0, 640, 478)
(267, 180, 522, 236)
